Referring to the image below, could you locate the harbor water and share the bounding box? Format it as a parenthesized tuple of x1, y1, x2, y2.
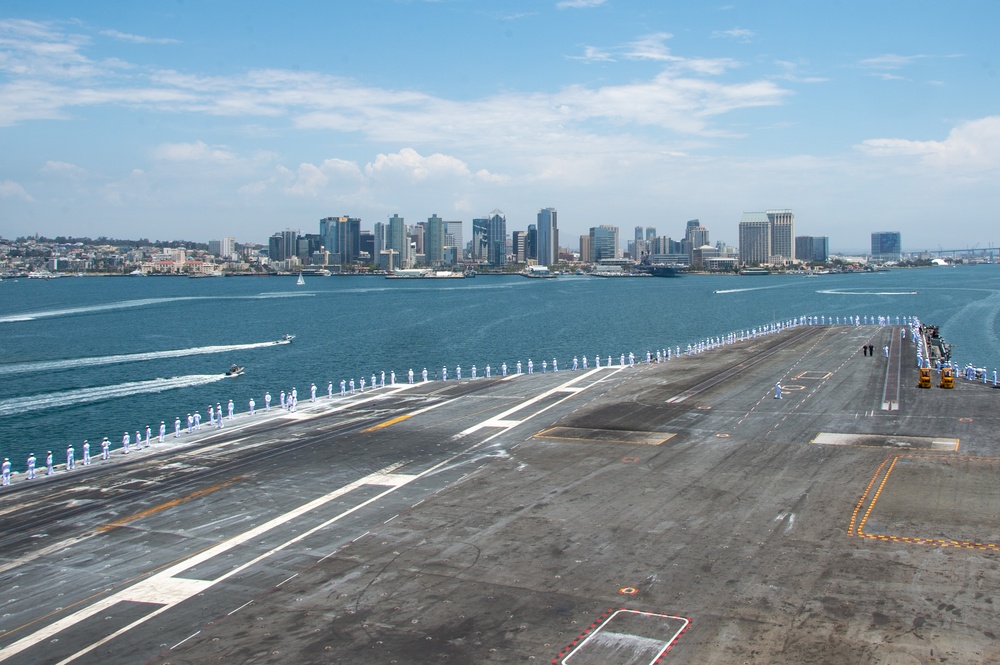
(1, 267, 998, 466)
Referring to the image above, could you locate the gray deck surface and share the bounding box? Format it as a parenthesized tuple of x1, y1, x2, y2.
(1, 324, 998, 664)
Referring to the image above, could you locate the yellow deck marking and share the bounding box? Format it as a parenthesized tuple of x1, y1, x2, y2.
(97, 477, 242, 533)
(362, 413, 412, 433)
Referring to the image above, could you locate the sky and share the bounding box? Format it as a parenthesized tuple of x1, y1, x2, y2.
(1, 1, 998, 253)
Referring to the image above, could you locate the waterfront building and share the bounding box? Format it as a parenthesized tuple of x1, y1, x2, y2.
(486, 210, 507, 266)
(423, 215, 444, 267)
(767, 210, 795, 263)
(871, 232, 902, 263)
(537, 208, 558, 267)
(738, 213, 771, 265)
(795, 236, 830, 263)
(683, 220, 710, 262)
(208, 237, 235, 260)
(443, 221, 463, 261)
(471, 218, 489, 262)
(526, 224, 537, 262)
(579, 235, 591, 264)
(387, 214, 410, 268)
(512, 231, 527, 264)
(320, 216, 361, 267)
(589, 225, 619, 263)
(268, 229, 298, 263)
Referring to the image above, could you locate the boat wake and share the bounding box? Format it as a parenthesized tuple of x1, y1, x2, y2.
(0, 341, 288, 377)
(816, 289, 919, 296)
(0, 374, 227, 417)
(0, 297, 210, 323)
(713, 285, 789, 294)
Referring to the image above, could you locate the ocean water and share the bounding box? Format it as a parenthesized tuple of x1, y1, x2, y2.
(1, 267, 998, 465)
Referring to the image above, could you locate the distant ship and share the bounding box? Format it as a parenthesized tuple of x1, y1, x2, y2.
(635, 261, 680, 278)
(521, 265, 557, 279)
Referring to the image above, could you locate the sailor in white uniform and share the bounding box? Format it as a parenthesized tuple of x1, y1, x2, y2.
(380, 371, 385, 388)
(136, 430, 142, 450)
(328, 382, 333, 399)
(775, 382, 783, 399)
(572, 357, 578, 371)
(456, 366, 462, 380)
(101, 438, 110, 460)
(194, 412, 201, 430)
(66, 444, 75, 470)
(340, 380, 346, 396)
(145, 425, 152, 447)
(516, 361, 522, 375)
(349, 378, 356, 394)
(553, 358, 558, 372)
(279, 391, 286, 410)
(582, 356, 587, 370)
(371, 374, 376, 390)
(2, 458, 11, 485)
(249, 397, 256, 415)
(228, 399, 235, 419)
(471, 365, 477, 379)
(174, 417, 181, 437)
(441, 367, 447, 381)
(265, 392, 272, 411)
(311, 383, 317, 402)
(26, 453, 36, 479)
(159, 421, 166, 442)
(542, 360, 547, 373)
(527, 359, 533, 374)
(122, 431, 131, 454)
(359, 377, 366, 392)
(422, 368, 428, 382)
(187, 414, 194, 434)
(46, 451, 54, 475)
(502, 362, 508, 376)
(208, 404, 216, 426)
(408, 369, 414, 384)
(485, 364, 491, 378)
(82, 440, 91, 466)
(594, 355, 600, 368)
(216, 403, 224, 425)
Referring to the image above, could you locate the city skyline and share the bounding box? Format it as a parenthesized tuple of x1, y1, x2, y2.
(1, 2, 998, 250)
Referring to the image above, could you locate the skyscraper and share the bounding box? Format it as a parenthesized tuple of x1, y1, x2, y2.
(738, 213, 771, 265)
(512, 231, 527, 263)
(795, 236, 829, 263)
(579, 235, 591, 263)
(526, 224, 537, 261)
(589, 225, 619, 262)
(471, 218, 489, 262)
(486, 210, 507, 266)
(424, 214, 444, 267)
(387, 214, 409, 268)
(537, 208, 558, 267)
(871, 232, 902, 262)
(320, 216, 361, 266)
(443, 221, 463, 261)
(766, 210, 794, 262)
(684, 221, 710, 262)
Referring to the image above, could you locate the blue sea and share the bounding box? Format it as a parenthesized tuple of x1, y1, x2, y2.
(1, 267, 998, 466)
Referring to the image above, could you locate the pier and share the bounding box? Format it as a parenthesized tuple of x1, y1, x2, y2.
(0, 324, 998, 664)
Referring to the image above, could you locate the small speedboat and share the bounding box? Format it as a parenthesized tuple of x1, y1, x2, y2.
(274, 333, 295, 344)
(225, 364, 244, 377)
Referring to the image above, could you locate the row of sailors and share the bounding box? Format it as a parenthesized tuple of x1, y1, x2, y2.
(1, 314, 922, 486)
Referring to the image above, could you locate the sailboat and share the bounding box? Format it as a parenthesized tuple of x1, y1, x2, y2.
(296, 272, 305, 286)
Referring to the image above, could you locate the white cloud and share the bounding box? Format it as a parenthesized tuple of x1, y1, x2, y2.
(859, 53, 925, 70)
(556, 0, 606, 8)
(100, 29, 179, 45)
(41, 160, 88, 177)
(574, 33, 740, 75)
(0, 180, 32, 201)
(711, 28, 755, 42)
(858, 116, 1000, 172)
(153, 141, 238, 162)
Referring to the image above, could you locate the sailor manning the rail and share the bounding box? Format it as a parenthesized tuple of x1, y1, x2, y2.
(2, 458, 10, 486)
(145, 425, 151, 447)
(26, 453, 36, 479)
(328, 382, 333, 399)
(422, 368, 428, 382)
(408, 369, 414, 384)
(527, 359, 533, 374)
(101, 438, 110, 460)
(228, 399, 235, 419)
(485, 365, 491, 378)
(193, 412, 201, 430)
(122, 432, 130, 454)
(66, 444, 75, 470)
(249, 398, 256, 415)
(82, 440, 91, 466)
(311, 383, 317, 402)
(46, 451, 54, 475)
(553, 358, 558, 372)
(456, 365, 462, 380)
(502, 362, 508, 376)
(340, 380, 346, 396)
(471, 365, 477, 379)
(174, 417, 181, 437)
(187, 414, 194, 434)
(265, 392, 271, 411)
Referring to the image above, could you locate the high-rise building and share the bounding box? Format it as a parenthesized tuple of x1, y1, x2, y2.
(424, 214, 445, 267)
(579, 235, 591, 263)
(512, 231, 527, 263)
(795, 236, 829, 263)
(209, 237, 236, 259)
(471, 218, 489, 262)
(767, 210, 794, 262)
(871, 232, 902, 262)
(443, 221, 463, 261)
(387, 214, 409, 268)
(537, 208, 558, 266)
(526, 224, 537, 261)
(486, 210, 507, 266)
(320, 216, 361, 266)
(645, 227, 657, 242)
(373, 222, 386, 257)
(589, 225, 619, 262)
(738, 213, 771, 265)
